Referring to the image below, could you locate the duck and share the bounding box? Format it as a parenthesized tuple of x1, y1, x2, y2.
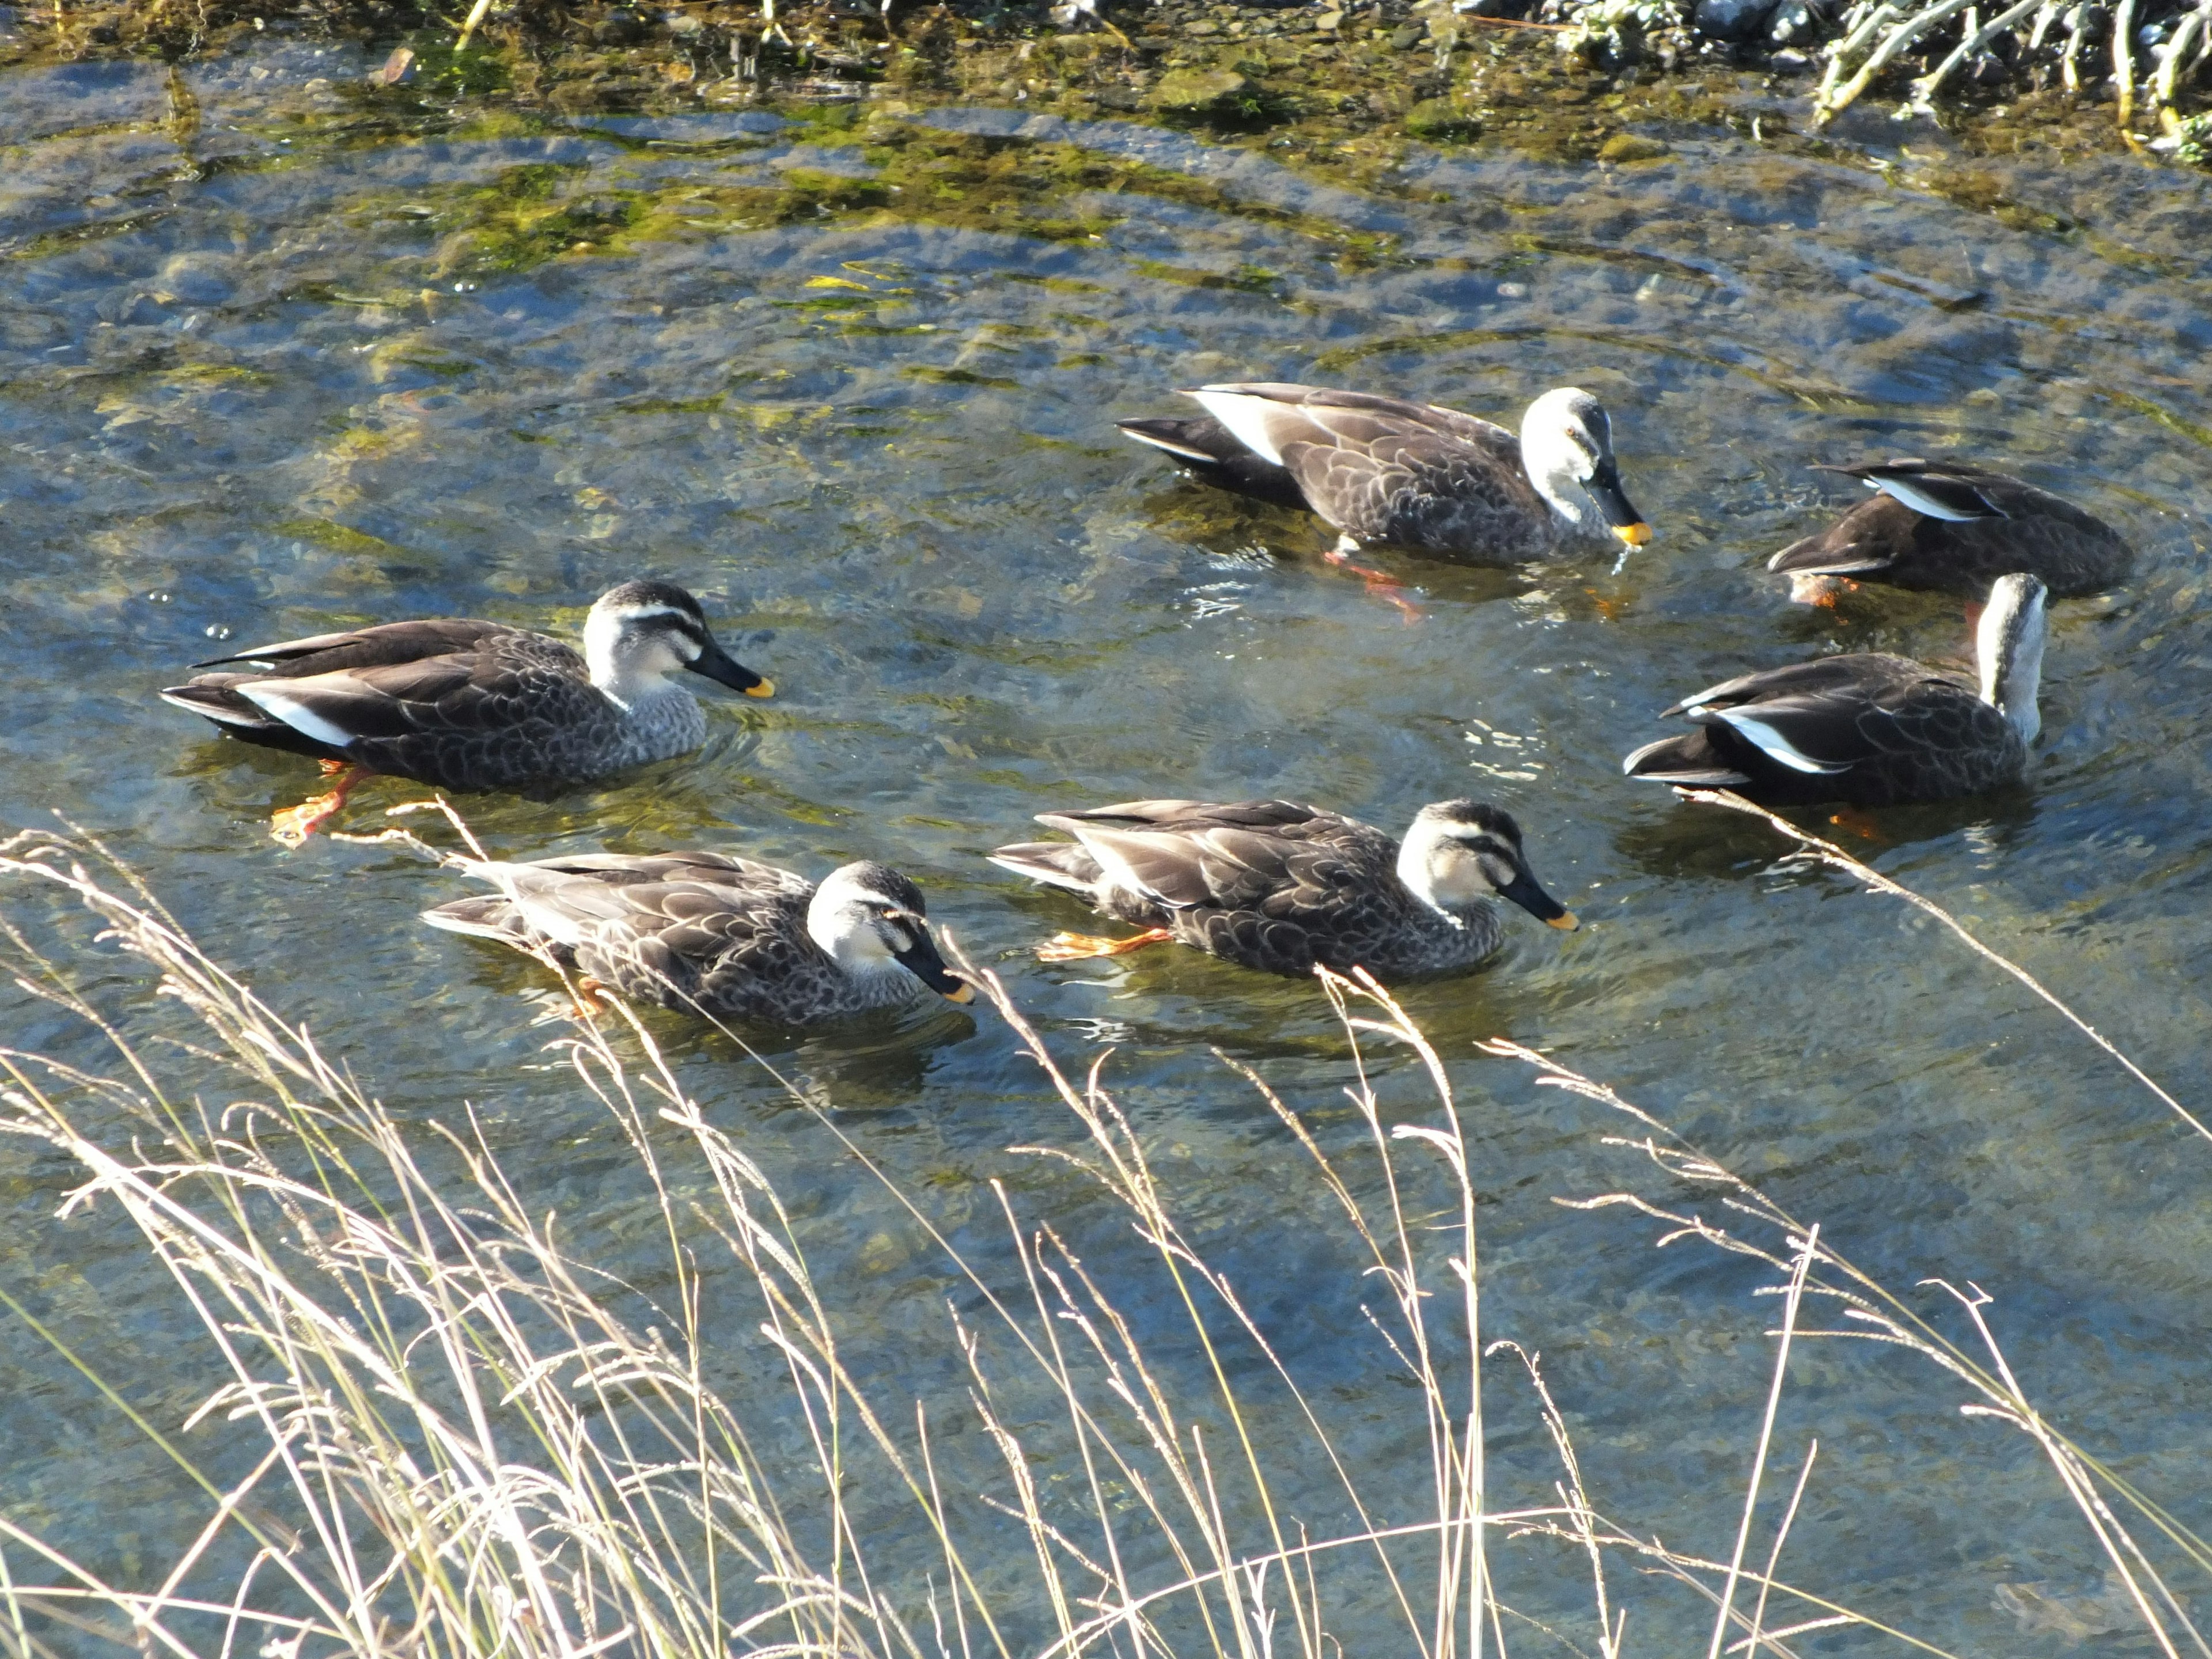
(161, 581, 772, 844)
(1116, 383, 1652, 563)
(1622, 572, 2048, 807)
(987, 797, 1577, 979)
(1768, 459, 2131, 601)
(421, 851, 973, 1025)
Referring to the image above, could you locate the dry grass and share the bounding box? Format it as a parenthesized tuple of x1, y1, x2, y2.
(0, 817, 2202, 1659)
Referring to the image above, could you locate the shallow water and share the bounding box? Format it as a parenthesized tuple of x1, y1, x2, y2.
(2, 39, 2210, 1657)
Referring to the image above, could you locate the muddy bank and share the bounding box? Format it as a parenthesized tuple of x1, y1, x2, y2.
(3, 0, 2205, 179)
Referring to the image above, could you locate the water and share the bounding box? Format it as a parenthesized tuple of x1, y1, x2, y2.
(3, 38, 2210, 1657)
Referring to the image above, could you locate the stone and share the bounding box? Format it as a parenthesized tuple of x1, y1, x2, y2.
(1598, 132, 1669, 161)
(1406, 96, 1481, 137)
(1692, 0, 1772, 37)
(1767, 0, 1812, 40)
(1770, 45, 1812, 68)
(1147, 66, 1257, 112)
(157, 253, 236, 306)
(1389, 21, 1425, 44)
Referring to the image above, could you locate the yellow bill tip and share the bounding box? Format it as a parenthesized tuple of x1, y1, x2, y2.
(1613, 522, 1653, 548)
(1547, 911, 1581, 931)
(944, 981, 977, 1005)
(744, 677, 776, 699)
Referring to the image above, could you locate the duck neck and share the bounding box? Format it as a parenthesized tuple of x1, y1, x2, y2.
(1395, 820, 1470, 927)
(583, 613, 682, 712)
(806, 892, 904, 988)
(1520, 418, 1590, 532)
(1978, 593, 2046, 745)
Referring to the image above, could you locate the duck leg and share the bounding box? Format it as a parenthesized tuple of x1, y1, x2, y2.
(1324, 535, 1423, 624)
(270, 762, 372, 847)
(1824, 806, 1886, 843)
(1037, 927, 1174, 962)
(1786, 574, 1862, 608)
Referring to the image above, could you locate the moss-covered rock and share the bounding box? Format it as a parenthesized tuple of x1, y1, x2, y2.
(1147, 66, 1257, 115)
(1599, 132, 1671, 161)
(1406, 96, 1482, 140)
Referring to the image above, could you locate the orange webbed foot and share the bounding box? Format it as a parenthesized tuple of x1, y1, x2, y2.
(1036, 927, 1174, 962)
(1323, 539, 1422, 623)
(1825, 806, 1885, 843)
(270, 765, 369, 847)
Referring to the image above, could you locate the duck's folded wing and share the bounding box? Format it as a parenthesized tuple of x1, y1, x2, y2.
(1768, 494, 1921, 577)
(1661, 653, 1928, 718)
(1690, 677, 1990, 775)
(1117, 415, 1310, 510)
(502, 850, 804, 893)
(1190, 383, 1512, 448)
(192, 617, 510, 672)
(1812, 459, 2010, 522)
(237, 640, 600, 748)
(1040, 798, 1320, 834)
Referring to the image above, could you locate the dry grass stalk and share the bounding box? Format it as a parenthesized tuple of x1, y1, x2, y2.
(1677, 788, 2204, 1144)
(0, 818, 2198, 1659)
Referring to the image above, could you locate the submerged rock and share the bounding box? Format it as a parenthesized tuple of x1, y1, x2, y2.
(1599, 131, 1670, 160)
(1147, 66, 1256, 113)
(1407, 94, 1483, 137)
(1692, 0, 1772, 36)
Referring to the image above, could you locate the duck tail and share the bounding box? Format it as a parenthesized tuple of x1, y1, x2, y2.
(419, 894, 531, 944)
(1767, 529, 1893, 577)
(158, 680, 285, 731)
(1117, 416, 1241, 464)
(987, 841, 1105, 896)
(1621, 732, 1752, 787)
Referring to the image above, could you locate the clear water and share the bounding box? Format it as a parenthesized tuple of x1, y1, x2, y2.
(3, 40, 2210, 1657)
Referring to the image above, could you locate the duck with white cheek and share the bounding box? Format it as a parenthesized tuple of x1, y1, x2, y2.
(160, 581, 772, 844)
(1116, 382, 1652, 564)
(422, 853, 974, 1026)
(989, 797, 1578, 980)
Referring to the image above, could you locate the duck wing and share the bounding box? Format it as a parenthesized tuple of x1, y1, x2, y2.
(427, 853, 816, 1010)
(1116, 415, 1309, 510)
(1631, 655, 2016, 804)
(1183, 383, 1543, 555)
(1659, 652, 1930, 718)
(1776, 460, 2131, 596)
(215, 632, 617, 787)
(190, 617, 513, 673)
(1039, 800, 1406, 971)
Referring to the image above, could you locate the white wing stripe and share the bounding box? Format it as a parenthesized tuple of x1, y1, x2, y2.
(1712, 709, 1851, 774)
(1189, 388, 1291, 468)
(1872, 476, 1991, 522)
(237, 683, 361, 751)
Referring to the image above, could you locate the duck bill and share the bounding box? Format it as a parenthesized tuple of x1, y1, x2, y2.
(1498, 869, 1578, 931)
(893, 929, 975, 1003)
(1585, 460, 1651, 548)
(688, 637, 774, 698)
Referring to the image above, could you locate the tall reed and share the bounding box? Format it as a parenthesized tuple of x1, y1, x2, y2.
(0, 821, 2199, 1659)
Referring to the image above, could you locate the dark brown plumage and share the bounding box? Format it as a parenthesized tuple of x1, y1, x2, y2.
(989, 797, 1574, 979)
(1623, 574, 2050, 808)
(159, 582, 769, 793)
(423, 853, 969, 1025)
(1118, 383, 1649, 562)
(1769, 459, 2131, 599)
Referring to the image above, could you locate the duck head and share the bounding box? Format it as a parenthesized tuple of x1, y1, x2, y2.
(1396, 800, 1578, 931)
(1978, 572, 2048, 744)
(1521, 388, 1652, 551)
(808, 862, 974, 1002)
(583, 581, 773, 704)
